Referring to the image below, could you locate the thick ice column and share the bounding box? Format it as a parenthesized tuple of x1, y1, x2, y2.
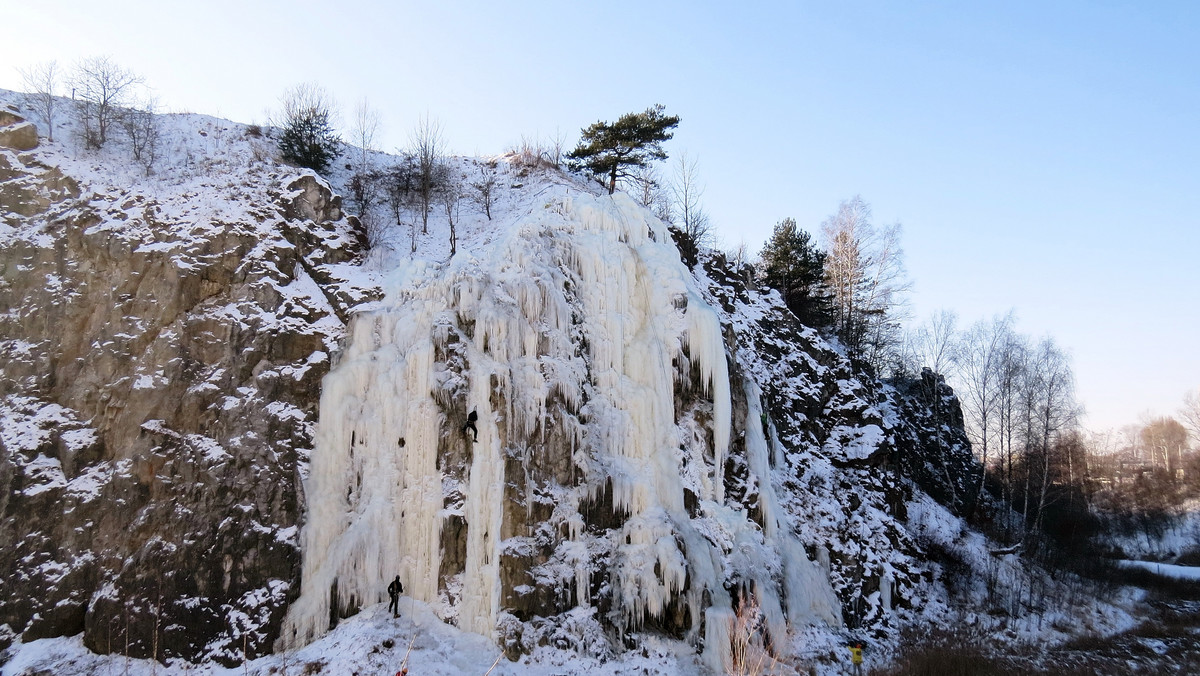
(457, 357, 505, 636)
(278, 304, 447, 650)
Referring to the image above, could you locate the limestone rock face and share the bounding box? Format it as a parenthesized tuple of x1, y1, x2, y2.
(0, 107, 38, 151)
(0, 130, 376, 663)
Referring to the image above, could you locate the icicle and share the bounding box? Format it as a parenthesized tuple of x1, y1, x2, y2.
(703, 606, 735, 674)
(781, 538, 843, 627)
(278, 304, 447, 650)
(686, 300, 731, 503)
(881, 573, 893, 612)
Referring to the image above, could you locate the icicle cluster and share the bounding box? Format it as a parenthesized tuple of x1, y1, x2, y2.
(278, 188, 841, 671)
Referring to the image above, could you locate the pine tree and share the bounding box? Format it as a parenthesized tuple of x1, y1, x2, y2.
(279, 106, 340, 172)
(567, 104, 680, 194)
(759, 218, 832, 328)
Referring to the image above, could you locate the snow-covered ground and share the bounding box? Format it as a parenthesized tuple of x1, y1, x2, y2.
(1118, 560, 1200, 581)
(2, 599, 705, 675)
(1100, 499, 1200, 563)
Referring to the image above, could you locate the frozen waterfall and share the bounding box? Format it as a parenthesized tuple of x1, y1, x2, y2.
(277, 187, 841, 671)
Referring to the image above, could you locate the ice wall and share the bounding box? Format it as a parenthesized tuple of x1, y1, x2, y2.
(278, 186, 841, 668)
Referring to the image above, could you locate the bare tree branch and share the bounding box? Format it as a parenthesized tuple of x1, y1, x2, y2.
(20, 60, 59, 142)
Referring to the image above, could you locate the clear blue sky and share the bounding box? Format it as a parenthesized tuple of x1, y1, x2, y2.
(5, 1, 1198, 432)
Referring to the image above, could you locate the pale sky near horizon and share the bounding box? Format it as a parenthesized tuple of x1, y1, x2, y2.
(3, 1, 1197, 433)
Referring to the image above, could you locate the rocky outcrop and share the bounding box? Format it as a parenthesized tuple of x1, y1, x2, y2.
(0, 129, 375, 663)
(0, 106, 39, 151)
(700, 250, 925, 632)
(0, 152, 78, 220)
(890, 369, 979, 518)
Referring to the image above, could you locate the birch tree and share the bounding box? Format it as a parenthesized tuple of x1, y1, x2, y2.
(957, 312, 1016, 507)
(821, 196, 910, 372)
(1027, 337, 1078, 533)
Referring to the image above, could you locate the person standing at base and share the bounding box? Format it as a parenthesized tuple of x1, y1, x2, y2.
(388, 575, 403, 617)
(849, 642, 864, 675)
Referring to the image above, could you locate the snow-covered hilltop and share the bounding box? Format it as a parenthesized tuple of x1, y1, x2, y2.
(1, 92, 1145, 674)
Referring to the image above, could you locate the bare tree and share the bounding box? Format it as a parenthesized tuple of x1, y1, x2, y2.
(957, 312, 1016, 507)
(410, 114, 445, 234)
(378, 156, 416, 250)
(1027, 337, 1078, 533)
(903, 309, 968, 511)
(547, 127, 570, 168)
(726, 240, 749, 268)
(1140, 417, 1188, 478)
(72, 56, 144, 148)
(473, 161, 498, 220)
(858, 221, 911, 372)
(670, 151, 711, 246)
(627, 163, 674, 225)
(119, 97, 162, 175)
(381, 158, 414, 225)
(995, 331, 1030, 534)
(20, 60, 59, 142)
(906, 309, 959, 378)
(1179, 389, 1200, 445)
(823, 197, 870, 354)
(345, 96, 381, 241)
(347, 170, 380, 225)
(821, 196, 910, 372)
(441, 173, 462, 256)
(349, 97, 381, 172)
(629, 163, 659, 208)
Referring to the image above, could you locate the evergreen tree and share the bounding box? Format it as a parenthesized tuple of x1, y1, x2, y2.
(567, 104, 680, 194)
(279, 106, 340, 172)
(759, 217, 832, 328)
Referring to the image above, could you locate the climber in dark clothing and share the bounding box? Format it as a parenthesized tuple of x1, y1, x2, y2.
(387, 575, 403, 617)
(462, 409, 479, 442)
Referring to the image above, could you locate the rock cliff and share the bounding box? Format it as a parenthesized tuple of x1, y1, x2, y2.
(0, 97, 375, 664)
(0, 92, 973, 670)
